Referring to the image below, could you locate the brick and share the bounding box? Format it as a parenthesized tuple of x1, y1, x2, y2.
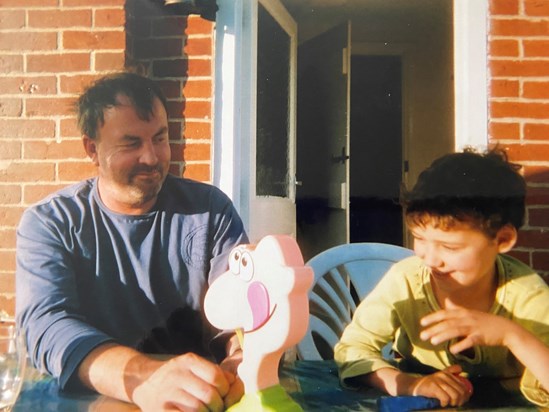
(0, 228, 15, 248)
(533, 251, 549, 271)
(0, 32, 57, 52)
(0, 10, 25, 29)
(0, 141, 21, 160)
(170, 143, 185, 161)
(183, 79, 212, 99)
(184, 143, 210, 161)
(95, 8, 126, 27)
(525, 0, 549, 16)
(157, 80, 183, 99)
(0, 119, 55, 139)
(23, 184, 66, 204)
(524, 80, 549, 99)
(0, 206, 25, 227)
(167, 101, 185, 119)
(0, 185, 21, 204)
(185, 37, 212, 56)
(61, 118, 81, 138)
(491, 101, 549, 119)
(184, 121, 211, 139)
(132, 38, 184, 59)
(526, 186, 549, 204)
(24, 140, 86, 160)
(0, 253, 16, 273)
(491, 18, 549, 36)
(490, 0, 519, 15)
(529, 208, 549, 226)
(0, 295, 15, 318)
(0, 162, 55, 182)
(490, 80, 514, 101)
(183, 163, 210, 182)
(184, 101, 211, 119)
(0, 98, 22, 116)
(0, 0, 57, 6)
(515, 228, 549, 248)
(524, 123, 549, 140)
(169, 163, 183, 177)
(63, 0, 124, 6)
(57, 161, 97, 181)
(153, 58, 188, 77)
(491, 60, 549, 77)
(489, 121, 520, 139)
(152, 16, 187, 36)
(0, 55, 23, 73)
(186, 16, 213, 35)
(0, 76, 56, 95)
(94, 52, 125, 71)
(27, 53, 90, 73)
(506, 142, 549, 161)
(523, 164, 549, 183)
(28, 9, 92, 28)
(126, 19, 152, 38)
(60, 74, 101, 94)
(188, 58, 211, 77)
(168, 121, 183, 141)
(63, 30, 125, 50)
(26, 97, 76, 117)
(489, 39, 519, 57)
(524, 40, 549, 58)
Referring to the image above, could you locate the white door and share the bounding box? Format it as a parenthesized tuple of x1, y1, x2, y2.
(250, 0, 297, 242)
(296, 22, 351, 260)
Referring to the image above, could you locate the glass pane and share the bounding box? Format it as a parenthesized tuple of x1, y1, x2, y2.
(256, 3, 291, 197)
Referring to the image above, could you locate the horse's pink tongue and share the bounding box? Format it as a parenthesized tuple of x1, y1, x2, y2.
(247, 281, 270, 330)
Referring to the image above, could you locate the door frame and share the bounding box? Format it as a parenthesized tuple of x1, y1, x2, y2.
(214, 0, 488, 239)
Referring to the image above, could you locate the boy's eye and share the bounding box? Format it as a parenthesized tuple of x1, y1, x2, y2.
(442, 244, 461, 251)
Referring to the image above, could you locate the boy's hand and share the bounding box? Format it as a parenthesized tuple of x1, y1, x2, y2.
(419, 308, 514, 354)
(411, 365, 473, 407)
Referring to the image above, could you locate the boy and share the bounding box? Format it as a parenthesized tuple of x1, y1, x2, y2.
(334, 148, 549, 407)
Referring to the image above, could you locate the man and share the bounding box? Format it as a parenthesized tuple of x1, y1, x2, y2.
(16, 72, 248, 411)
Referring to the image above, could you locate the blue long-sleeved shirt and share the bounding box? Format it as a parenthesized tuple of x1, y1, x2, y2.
(16, 174, 248, 389)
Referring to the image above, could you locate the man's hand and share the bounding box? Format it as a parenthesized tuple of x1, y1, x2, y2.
(420, 308, 513, 354)
(410, 365, 473, 407)
(219, 334, 244, 408)
(132, 352, 233, 412)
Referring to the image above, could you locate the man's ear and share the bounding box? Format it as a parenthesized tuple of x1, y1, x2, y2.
(496, 225, 518, 254)
(82, 135, 99, 165)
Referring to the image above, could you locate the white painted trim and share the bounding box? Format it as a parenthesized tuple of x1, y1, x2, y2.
(454, 0, 489, 151)
(213, 0, 257, 229)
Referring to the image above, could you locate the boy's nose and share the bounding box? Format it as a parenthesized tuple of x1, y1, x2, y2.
(420, 247, 443, 269)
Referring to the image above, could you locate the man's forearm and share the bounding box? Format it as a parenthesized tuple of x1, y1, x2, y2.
(77, 342, 163, 403)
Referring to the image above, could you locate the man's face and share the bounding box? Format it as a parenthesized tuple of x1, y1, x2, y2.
(83, 95, 171, 215)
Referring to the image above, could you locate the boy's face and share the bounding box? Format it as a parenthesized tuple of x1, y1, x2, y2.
(411, 220, 516, 293)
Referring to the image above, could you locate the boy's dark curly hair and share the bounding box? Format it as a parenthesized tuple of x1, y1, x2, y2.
(400, 148, 526, 237)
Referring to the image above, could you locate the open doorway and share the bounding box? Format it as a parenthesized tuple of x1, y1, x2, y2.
(349, 55, 403, 245)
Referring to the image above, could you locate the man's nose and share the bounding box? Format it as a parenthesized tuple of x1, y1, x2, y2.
(140, 141, 158, 165)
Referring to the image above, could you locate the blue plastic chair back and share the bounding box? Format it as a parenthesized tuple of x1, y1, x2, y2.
(296, 242, 414, 360)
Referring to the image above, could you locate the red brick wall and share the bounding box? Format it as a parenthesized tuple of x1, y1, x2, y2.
(489, 0, 549, 280)
(0, 0, 214, 316)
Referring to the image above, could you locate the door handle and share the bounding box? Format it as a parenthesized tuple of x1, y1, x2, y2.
(332, 146, 350, 164)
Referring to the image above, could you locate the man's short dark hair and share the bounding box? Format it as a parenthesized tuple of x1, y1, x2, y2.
(75, 71, 168, 139)
(400, 147, 526, 236)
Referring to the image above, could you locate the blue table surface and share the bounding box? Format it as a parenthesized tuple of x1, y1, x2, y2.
(13, 360, 542, 411)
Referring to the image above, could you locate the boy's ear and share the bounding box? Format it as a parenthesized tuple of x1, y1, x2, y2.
(496, 225, 518, 253)
(82, 135, 99, 165)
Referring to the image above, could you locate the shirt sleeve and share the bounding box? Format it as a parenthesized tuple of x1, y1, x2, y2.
(334, 262, 407, 387)
(16, 206, 113, 390)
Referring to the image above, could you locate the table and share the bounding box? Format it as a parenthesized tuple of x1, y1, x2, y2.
(13, 360, 542, 411)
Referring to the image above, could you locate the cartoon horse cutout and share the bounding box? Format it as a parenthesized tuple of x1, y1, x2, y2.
(204, 235, 314, 411)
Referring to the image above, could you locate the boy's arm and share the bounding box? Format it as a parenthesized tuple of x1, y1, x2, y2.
(359, 365, 472, 408)
(420, 308, 549, 391)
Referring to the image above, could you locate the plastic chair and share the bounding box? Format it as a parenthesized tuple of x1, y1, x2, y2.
(296, 242, 414, 360)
